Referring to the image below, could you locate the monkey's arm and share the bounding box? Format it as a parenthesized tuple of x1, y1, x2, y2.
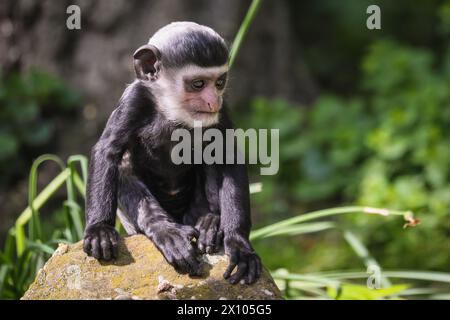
(219, 163, 262, 285)
(119, 171, 202, 276)
(83, 85, 145, 260)
(211, 110, 261, 284)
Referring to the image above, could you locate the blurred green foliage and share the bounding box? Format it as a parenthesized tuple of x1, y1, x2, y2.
(290, 0, 445, 94)
(0, 70, 80, 187)
(242, 37, 450, 272)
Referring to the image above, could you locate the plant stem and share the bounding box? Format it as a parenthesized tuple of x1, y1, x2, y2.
(229, 0, 263, 68)
(15, 169, 70, 255)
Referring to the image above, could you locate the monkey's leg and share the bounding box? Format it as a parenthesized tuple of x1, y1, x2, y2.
(118, 173, 202, 276)
(183, 169, 223, 254)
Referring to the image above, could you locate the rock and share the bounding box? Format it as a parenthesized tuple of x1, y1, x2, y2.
(21, 235, 282, 300)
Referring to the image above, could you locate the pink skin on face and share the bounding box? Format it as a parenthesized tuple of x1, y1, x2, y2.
(183, 85, 222, 114)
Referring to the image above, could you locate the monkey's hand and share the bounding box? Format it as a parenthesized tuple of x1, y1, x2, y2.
(83, 223, 120, 260)
(223, 235, 262, 285)
(149, 223, 202, 276)
(195, 213, 223, 254)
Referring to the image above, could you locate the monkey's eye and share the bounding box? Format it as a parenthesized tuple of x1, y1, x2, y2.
(191, 80, 205, 90)
(216, 78, 226, 89)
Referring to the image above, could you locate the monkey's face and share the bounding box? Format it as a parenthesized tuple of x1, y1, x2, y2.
(152, 64, 228, 128)
(133, 22, 229, 128)
(180, 65, 228, 125)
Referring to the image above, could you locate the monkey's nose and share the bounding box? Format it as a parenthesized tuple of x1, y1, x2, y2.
(205, 101, 220, 113)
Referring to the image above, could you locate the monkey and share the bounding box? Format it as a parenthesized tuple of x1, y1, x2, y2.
(83, 22, 262, 285)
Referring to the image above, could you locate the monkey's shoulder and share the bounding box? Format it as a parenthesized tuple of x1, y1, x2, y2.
(117, 81, 157, 114)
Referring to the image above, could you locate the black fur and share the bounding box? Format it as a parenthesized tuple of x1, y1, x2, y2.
(84, 35, 261, 284)
(162, 30, 229, 68)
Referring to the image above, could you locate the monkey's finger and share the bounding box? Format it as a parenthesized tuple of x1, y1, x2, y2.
(171, 244, 188, 266)
(205, 228, 218, 253)
(108, 231, 119, 259)
(100, 230, 112, 260)
(246, 258, 257, 284)
(170, 253, 187, 274)
(201, 215, 214, 233)
(199, 229, 216, 254)
(173, 248, 195, 275)
(184, 253, 202, 277)
(91, 236, 102, 259)
(223, 251, 239, 279)
(205, 225, 218, 248)
(256, 257, 262, 279)
(163, 248, 176, 266)
(191, 228, 200, 240)
(229, 261, 248, 284)
(197, 228, 207, 252)
(83, 237, 92, 255)
(190, 245, 203, 266)
(198, 241, 205, 253)
(215, 230, 224, 250)
(166, 233, 177, 248)
(183, 226, 200, 241)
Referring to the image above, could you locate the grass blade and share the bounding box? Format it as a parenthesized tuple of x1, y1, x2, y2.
(66, 162, 84, 241)
(15, 168, 70, 256)
(251, 206, 414, 240)
(27, 241, 55, 255)
(343, 229, 391, 288)
(254, 221, 336, 238)
(27, 155, 65, 243)
(73, 172, 86, 198)
(229, 0, 263, 68)
(67, 155, 88, 185)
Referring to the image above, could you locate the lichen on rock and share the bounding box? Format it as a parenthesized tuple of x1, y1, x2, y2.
(22, 235, 282, 300)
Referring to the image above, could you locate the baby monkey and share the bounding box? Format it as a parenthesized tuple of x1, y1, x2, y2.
(83, 22, 261, 285)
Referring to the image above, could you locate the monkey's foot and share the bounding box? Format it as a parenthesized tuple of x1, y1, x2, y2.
(150, 223, 203, 276)
(83, 223, 119, 260)
(195, 213, 223, 254)
(223, 236, 262, 285)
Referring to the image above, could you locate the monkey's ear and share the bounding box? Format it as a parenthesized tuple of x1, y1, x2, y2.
(133, 44, 161, 81)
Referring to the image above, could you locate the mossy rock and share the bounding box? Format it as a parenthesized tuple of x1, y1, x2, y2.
(22, 235, 282, 300)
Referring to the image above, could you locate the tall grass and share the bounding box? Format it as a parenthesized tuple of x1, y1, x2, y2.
(0, 155, 87, 298)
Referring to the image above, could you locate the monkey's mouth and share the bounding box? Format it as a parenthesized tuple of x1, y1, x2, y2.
(192, 110, 218, 117)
